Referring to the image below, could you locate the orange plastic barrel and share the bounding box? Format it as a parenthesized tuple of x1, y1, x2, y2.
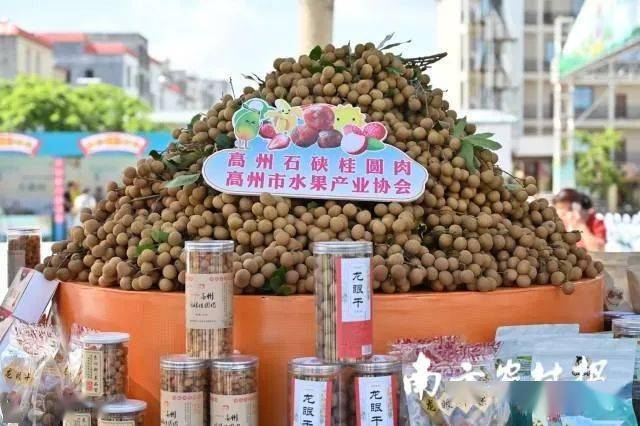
(57, 276, 604, 425)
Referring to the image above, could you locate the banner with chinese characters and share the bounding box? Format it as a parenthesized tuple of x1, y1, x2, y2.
(203, 100, 428, 202)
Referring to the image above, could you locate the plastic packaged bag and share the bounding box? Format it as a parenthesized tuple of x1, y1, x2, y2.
(28, 357, 65, 425)
(65, 323, 96, 395)
(531, 337, 637, 425)
(0, 319, 65, 424)
(396, 338, 509, 426)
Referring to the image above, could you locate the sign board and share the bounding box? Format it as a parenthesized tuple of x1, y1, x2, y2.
(0, 133, 40, 155)
(79, 132, 148, 155)
(0, 268, 59, 324)
(560, 0, 640, 77)
(203, 100, 428, 202)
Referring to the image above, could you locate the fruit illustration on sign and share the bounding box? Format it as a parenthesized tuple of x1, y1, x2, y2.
(333, 105, 366, 130)
(317, 129, 343, 148)
(232, 98, 273, 149)
(291, 124, 320, 147)
(302, 104, 335, 131)
(267, 133, 291, 150)
(341, 132, 368, 155)
(264, 99, 303, 134)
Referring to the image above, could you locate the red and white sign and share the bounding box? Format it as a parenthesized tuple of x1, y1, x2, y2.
(0, 133, 40, 155)
(78, 132, 147, 155)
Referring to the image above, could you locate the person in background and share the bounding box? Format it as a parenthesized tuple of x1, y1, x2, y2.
(72, 188, 96, 226)
(63, 182, 79, 232)
(553, 188, 606, 252)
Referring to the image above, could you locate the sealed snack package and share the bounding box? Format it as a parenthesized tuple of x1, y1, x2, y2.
(0, 319, 65, 424)
(495, 324, 580, 379)
(28, 357, 65, 425)
(530, 337, 637, 424)
(66, 323, 96, 395)
(397, 338, 509, 426)
(591, 252, 635, 312)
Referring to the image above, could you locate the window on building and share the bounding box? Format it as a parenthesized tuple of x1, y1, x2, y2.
(544, 41, 554, 68)
(614, 137, 627, 163)
(616, 93, 627, 118)
(573, 87, 593, 114)
(65, 70, 71, 83)
(84, 69, 94, 78)
(572, 0, 585, 16)
(35, 52, 41, 75)
(127, 66, 131, 87)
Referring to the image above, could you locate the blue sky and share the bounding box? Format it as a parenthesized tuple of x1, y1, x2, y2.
(1, 0, 437, 83)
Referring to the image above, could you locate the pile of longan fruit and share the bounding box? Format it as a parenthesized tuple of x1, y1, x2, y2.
(35, 42, 602, 295)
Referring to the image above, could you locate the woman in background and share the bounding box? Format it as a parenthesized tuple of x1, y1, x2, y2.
(553, 188, 606, 252)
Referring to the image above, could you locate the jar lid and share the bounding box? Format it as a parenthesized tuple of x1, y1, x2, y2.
(613, 316, 640, 334)
(161, 354, 207, 370)
(352, 354, 400, 374)
(313, 241, 373, 255)
(604, 311, 636, 319)
(185, 240, 234, 253)
(101, 399, 147, 414)
(288, 357, 342, 376)
(81, 332, 130, 345)
(8, 226, 40, 235)
(211, 355, 258, 371)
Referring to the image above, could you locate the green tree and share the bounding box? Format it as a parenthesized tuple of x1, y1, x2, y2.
(575, 127, 624, 199)
(0, 75, 154, 132)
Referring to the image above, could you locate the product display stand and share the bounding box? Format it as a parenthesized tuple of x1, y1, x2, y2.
(57, 276, 604, 425)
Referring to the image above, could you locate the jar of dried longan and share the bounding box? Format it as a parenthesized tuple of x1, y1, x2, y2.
(185, 240, 234, 359)
(80, 332, 129, 403)
(210, 355, 258, 426)
(160, 355, 208, 426)
(7, 226, 40, 285)
(313, 241, 373, 363)
(612, 316, 640, 417)
(347, 354, 407, 426)
(97, 399, 146, 425)
(288, 357, 345, 426)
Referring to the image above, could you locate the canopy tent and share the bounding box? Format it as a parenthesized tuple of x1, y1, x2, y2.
(0, 131, 172, 240)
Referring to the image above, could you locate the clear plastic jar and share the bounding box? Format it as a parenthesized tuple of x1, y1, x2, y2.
(185, 240, 234, 359)
(347, 354, 407, 426)
(63, 401, 96, 426)
(80, 332, 129, 403)
(160, 355, 208, 426)
(313, 241, 373, 362)
(7, 227, 40, 285)
(288, 357, 345, 426)
(210, 355, 258, 426)
(612, 316, 640, 417)
(604, 311, 636, 332)
(97, 399, 146, 425)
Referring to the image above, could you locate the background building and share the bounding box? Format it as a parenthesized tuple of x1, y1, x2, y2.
(431, 0, 640, 195)
(0, 21, 57, 79)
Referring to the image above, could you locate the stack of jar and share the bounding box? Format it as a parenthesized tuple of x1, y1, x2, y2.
(159, 240, 259, 426)
(70, 331, 148, 425)
(287, 241, 407, 426)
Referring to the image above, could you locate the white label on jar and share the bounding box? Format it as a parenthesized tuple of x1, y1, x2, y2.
(211, 392, 258, 426)
(82, 349, 104, 396)
(98, 421, 135, 426)
(292, 379, 331, 426)
(186, 273, 234, 329)
(161, 390, 204, 425)
(63, 412, 92, 426)
(355, 375, 396, 426)
(339, 258, 371, 323)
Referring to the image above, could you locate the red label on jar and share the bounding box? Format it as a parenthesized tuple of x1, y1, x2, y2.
(335, 257, 373, 360)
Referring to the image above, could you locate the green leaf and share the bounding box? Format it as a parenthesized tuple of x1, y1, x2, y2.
(136, 243, 155, 256)
(334, 66, 346, 73)
(386, 66, 402, 75)
(438, 120, 449, 129)
(164, 173, 201, 188)
(307, 201, 318, 209)
(366, 137, 385, 151)
(151, 229, 169, 243)
(149, 150, 161, 160)
(452, 118, 467, 138)
(464, 135, 502, 150)
(309, 45, 322, 61)
(381, 40, 412, 50)
(460, 141, 477, 173)
(268, 266, 288, 293)
(505, 183, 522, 191)
(377, 32, 395, 49)
(215, 133, 233, 150)
(276, 285, 293, 296)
